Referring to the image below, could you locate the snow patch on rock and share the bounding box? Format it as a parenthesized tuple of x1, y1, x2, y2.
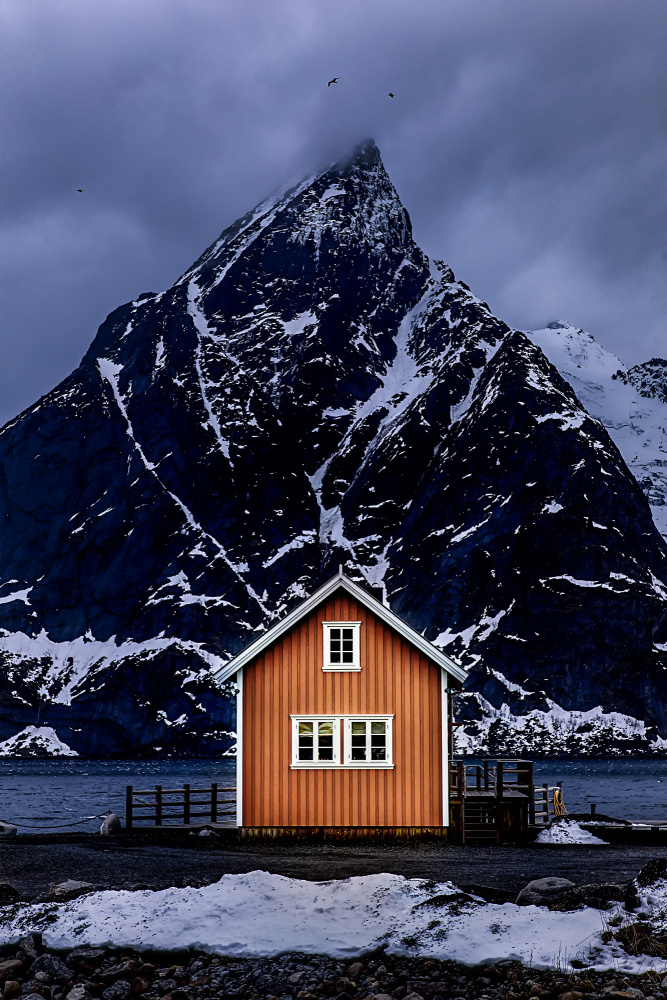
(0, 725, 78, 757)
(535, 820, 607, 845)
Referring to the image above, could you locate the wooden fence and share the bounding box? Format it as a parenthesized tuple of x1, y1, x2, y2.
(125, 783, 236, 829)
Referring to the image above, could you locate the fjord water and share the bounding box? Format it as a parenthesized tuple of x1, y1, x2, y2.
(0, 758, 665, 833)
(533, 759, 667, 820)
(0, 759, 236, 833)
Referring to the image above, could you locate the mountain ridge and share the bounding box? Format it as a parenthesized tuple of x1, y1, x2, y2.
(1, 141, 667, 756)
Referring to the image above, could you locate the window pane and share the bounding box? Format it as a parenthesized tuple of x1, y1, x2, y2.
(329, 627, 341, 663)
(298, 722, 314, 761)
(317, 720, 334, 761)
(342, 628, 354, 663)
(371, 722, 386, 760)
(351, 720, 366, 760)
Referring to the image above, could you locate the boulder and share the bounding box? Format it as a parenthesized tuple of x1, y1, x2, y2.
(0, 883, 20, 905)
(0, 822, 17, 838)
(0, 962, 24, 982)
(30, 955, 73, 984)
(66, 987, 91, 1000)
(4, 981, 21, 999)
(46, 880, 97, 902)
(550, 882, 628, 911)
(515, 877, 576, 906)
(18, 934, 42, 959)
(102, 982, 131, 1000)
(100, 813, 121, 836)
(635, 857, 667, 887)
(66, 949, 108, 968)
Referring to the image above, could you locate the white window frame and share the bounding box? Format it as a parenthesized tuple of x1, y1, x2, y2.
(343, 715, 393, 768)
(322, 621, 361, 671)
(291, 715, 341, 768)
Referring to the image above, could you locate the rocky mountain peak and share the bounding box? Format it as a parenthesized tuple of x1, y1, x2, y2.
(1, 144, 667, 756)
(618, 358, 667, 404)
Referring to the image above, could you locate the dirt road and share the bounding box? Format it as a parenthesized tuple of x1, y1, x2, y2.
(1, 835, 666, 900)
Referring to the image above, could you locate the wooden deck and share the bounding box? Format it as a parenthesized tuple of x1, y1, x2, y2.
(448, 759, 565, 844)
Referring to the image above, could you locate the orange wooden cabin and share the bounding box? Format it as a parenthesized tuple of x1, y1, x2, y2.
(213, 569, 468, 838)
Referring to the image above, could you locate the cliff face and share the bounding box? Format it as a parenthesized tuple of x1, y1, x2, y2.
(1, 140, 667, 756)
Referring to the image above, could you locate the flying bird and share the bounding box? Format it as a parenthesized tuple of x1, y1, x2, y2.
(327, 77, 339, 87)
(77, 189, 83, 193)
(388, 93, 395, 98)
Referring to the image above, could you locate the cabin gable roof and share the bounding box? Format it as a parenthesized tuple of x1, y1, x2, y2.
(212, 570, 468, 684)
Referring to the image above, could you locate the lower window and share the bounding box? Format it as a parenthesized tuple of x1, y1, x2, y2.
(290, 715, 393, 768)
(344, 717, 393, 766)
(291, 717, 341, 766)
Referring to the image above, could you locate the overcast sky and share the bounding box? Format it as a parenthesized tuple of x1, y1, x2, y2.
(1, 0, 666, 426)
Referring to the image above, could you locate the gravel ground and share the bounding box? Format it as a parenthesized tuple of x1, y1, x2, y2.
(0, 933, 665, 1000)
(2, 836, 667, 901)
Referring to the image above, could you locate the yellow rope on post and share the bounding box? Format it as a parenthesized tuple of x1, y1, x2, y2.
(553, 786, 568, 817)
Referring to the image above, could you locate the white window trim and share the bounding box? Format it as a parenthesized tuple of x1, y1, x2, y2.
(290, 714, 394, 769)
(291, 715, 341, 768)
(343, 714, 394, 768)
(322, 621, 361, 671)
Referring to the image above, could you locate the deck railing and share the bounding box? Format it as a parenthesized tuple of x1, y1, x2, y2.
(125, 783, 236, 828)
(449, 760, 563, 825)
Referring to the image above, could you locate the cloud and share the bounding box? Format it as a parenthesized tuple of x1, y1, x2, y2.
(1, 0, 666, 422)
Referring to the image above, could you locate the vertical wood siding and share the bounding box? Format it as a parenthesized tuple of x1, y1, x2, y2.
(242, 593, 443, 828)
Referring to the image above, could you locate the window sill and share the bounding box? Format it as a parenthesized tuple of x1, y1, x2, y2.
(322, 665, 361, 672)
(291, 762, 342, 768)
(291, 763, 394, 770)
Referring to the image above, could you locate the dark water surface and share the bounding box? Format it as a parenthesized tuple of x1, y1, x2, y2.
(0, 758, 665, 833)
(0, 759, 236, 833)
(533, 759, 667, 820)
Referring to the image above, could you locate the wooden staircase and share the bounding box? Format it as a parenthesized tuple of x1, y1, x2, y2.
(463, 799, 499, 844)
(449, 760, 540, 845)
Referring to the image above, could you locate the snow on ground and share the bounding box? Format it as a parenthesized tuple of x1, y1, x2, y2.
(534, 820, 607, 845)
(0, 726, 77, 757)
(1, 871, 665, 974)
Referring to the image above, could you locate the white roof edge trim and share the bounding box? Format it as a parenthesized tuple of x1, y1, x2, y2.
(212, 573, 468, 685)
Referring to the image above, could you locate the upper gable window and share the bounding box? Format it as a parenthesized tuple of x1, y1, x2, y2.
(322, 622, 361, 671)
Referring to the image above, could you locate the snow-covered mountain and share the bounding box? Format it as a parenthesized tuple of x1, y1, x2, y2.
(529, 323, 667, 540)
(1, 140, 667, 756)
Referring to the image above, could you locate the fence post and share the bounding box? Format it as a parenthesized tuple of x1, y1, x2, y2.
(497, 761, 504, 799)
(543, 783, 549, 821)
(457, 761, 465, 798)
(156, 784, 163, 826)
(184, 784, 190, 825)
(527, 761, 535, 824)
(484, 760, 490, 790)
(126, 785, 133, 830)
(211, 783, 218, 823)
